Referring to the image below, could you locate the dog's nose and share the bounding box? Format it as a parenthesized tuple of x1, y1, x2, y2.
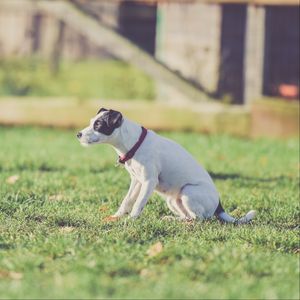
(77, 132, 82, 139)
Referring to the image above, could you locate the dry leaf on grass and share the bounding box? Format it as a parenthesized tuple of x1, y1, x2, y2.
(140, 268, 155, 278)
(102, 215, 120, 223)
(59, 226, 75, 233)
(0, 270, 23, 280)
(99, 205, 109, 212)
(49, 194, 63, 201)
(6, 175, 19, 184)
(146, 242, 163, 257)
(9, 271, 23, 280)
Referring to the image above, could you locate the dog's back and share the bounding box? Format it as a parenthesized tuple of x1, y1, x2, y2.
(136, 130, 219, 199)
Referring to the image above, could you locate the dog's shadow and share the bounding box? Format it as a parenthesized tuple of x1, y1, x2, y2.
(209, 171, 291, 187)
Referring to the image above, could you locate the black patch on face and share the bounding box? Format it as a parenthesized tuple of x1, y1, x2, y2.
(93, 109, 123, 136)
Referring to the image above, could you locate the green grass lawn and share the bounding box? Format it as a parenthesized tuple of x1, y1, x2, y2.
(0, 126, 299, 299)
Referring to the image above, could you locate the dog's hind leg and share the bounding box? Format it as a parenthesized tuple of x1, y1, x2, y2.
(162, 196, 195, 221)
(180, 184, 219, 220)
(165, 197, 185, 218)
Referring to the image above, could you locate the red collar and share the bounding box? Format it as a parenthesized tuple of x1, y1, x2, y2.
(118, 127, 147, 164)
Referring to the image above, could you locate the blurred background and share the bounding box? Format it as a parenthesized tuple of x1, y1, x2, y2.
(0, 0, 299, 138)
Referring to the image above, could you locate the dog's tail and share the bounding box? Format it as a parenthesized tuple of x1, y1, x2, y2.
(214, 201, 256, 224)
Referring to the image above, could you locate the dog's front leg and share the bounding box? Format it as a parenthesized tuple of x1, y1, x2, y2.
(130, 179, 157, 219)
(113, 177, 141, 217)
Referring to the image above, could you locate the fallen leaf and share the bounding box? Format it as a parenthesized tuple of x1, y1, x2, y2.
(6, 175, 19, 184)
(140, 268, 155, 278)
(103, 215, 119, 223)
(99, 205, 109, 212)
(9, 271, 23, 280)
(146, 242, 163, 257)
(49, 194, 63, 201)
(59, 226, 75, 233)
(0, 270, 23, 280)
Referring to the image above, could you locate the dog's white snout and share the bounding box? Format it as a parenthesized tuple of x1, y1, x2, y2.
(77, 132, 82, 139)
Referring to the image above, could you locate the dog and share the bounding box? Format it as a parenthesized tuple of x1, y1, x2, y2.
(77, 108, 256, 223)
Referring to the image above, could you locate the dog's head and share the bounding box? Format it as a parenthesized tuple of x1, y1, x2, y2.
(77, 108, 123, 146)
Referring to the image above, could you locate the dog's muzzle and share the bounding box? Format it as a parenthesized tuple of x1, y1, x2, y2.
(77, 132, 82, 139)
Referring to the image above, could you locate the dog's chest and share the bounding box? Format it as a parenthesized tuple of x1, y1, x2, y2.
(124, 161, 142, 178)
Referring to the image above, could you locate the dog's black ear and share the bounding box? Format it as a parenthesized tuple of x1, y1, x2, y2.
(107, 110, 123, 128)
(97, 107, 108, 114)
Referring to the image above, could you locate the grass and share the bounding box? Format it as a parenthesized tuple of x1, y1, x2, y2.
(0, 59, 155, 100)
(0, 126, 299, 299)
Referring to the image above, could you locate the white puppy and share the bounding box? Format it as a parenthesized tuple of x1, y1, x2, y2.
(77, 108, 255, 223)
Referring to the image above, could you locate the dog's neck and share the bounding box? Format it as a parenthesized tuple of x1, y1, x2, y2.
(110, 118, 143, 157)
